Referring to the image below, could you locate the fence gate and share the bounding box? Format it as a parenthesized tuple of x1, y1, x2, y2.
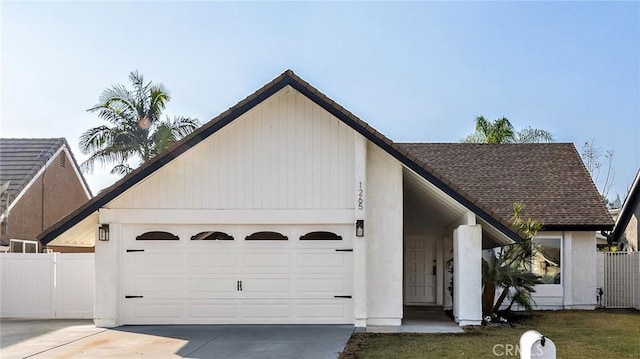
(603, 252, 634, 308)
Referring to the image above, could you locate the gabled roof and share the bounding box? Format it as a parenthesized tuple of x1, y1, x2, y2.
(0, 138, 92, 213)
(38, 70, 611, 245)
(400, 143, 614, 230)
(613, 169, 640, 241)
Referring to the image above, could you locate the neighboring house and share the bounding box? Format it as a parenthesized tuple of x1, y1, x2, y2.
(612, 169, 640, 251)
(0, 138, 92, 253)
(37, 71, 613, 329)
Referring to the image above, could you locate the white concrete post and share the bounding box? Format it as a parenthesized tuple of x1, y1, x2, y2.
(453, 223, 483, 326)
(365, 144, 403, 326)
(353, 133, 367, 327)
(562, 231, 573, 309)
(95, 210, 120, 327)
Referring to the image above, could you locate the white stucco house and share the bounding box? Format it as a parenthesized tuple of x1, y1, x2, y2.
(38, 70, 613, 328)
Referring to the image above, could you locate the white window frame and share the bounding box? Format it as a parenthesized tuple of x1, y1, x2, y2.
(531, 234, 563, 297)
(9, 239, 39, 253)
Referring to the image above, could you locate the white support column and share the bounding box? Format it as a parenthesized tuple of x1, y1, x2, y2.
(443, 235, 453, 310)
(436, 235, 444, 306)
(94, 211, 120, 327)
(453, 222, 483, 326)
(563, 231, 573, 309)
(353, 133, 367, 327)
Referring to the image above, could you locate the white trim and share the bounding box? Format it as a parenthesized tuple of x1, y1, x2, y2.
(436, 234, 444, 306)
(2, 145, 91, 219)
(562, 232, 572, 307)
(99, 208, 355, 225)
(531, 234, 565, 298)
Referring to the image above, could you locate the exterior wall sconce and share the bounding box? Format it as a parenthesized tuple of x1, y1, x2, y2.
(99, 224, 110, 241)
(356, 220, 364, 237)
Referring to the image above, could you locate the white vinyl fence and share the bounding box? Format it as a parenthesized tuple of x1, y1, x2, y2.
(596, 251, 640, 309)
(0, 253, 94, 319)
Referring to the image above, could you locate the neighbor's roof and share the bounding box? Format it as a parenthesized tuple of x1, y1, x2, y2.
(400, 143, 614, 229)
(0, 138, 92, 211)
(613, 169, 640, 241)
(37, 70, 612, 245)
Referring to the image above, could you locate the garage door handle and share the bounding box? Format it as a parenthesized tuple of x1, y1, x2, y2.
(334, 295, 352, 299)
(125, 295, 144, 299)
(126, 249, 145, 252)
(335, 249, 353, 252)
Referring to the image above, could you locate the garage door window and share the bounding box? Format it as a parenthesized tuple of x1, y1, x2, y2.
(300, 231, 342, 240)
(136, 231, 179, 240)
(191, 231, 234, 241)
(245, 231, 288, 241)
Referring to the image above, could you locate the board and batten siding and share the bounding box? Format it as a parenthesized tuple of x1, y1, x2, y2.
(108, 86, 356, 211)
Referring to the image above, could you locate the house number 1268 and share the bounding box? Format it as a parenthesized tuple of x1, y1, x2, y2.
(358, 182, 364, 210)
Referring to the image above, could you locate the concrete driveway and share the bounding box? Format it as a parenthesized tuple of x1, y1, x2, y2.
(0, 319, 354, 359)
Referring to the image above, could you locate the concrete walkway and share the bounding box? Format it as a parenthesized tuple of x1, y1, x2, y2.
(367, 306, 464, 333)
(0, 320, 354, 359)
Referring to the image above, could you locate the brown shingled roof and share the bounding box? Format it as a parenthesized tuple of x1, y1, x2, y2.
(399, 143, 614, 229)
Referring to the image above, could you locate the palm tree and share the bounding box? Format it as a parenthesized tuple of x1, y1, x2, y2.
(79, 71, 199, 175)
(463, 116, 554, 144)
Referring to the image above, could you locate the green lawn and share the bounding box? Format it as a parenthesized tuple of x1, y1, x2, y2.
(340, 310, 640, 359)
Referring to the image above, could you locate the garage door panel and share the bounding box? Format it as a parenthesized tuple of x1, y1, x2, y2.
(187, 251, 238, 267)
(296, 252, 352, 274)
(126, 251, 183, 269)
(125, 277, 184, 298)
(240, 278, 290, 298)
(295, 277, 350, 296)
(186, 303, 239, 319)
(240, 252, 292, 270)
(186, 278, 238, 298)
(123, 301, 183, 322)
(238, 302, 292, 320)
(296, 252, 344, 267)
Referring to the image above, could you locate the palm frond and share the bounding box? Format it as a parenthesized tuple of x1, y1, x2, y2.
(147, 84, 171, 123)
(80, 145, 137, 174)
(461, 132, 486, 143)
(78, 125, 113, 155)
(472, 116, 516, 144)
(110, 164, 135, 176)
(169, 116, 200, 138)
(516, 127, 555, 143)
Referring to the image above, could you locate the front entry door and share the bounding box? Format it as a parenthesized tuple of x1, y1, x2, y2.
(405, 236, 436, 304)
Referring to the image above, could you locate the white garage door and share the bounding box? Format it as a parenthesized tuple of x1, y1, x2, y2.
(121, 225, 353, 325)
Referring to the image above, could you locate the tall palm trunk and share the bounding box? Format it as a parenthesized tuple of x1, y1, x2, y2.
(492, 286, 510, 314)
(482, 281, 496, 318)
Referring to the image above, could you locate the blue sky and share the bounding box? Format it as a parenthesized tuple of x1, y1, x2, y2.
(1, 1, 638, 201)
